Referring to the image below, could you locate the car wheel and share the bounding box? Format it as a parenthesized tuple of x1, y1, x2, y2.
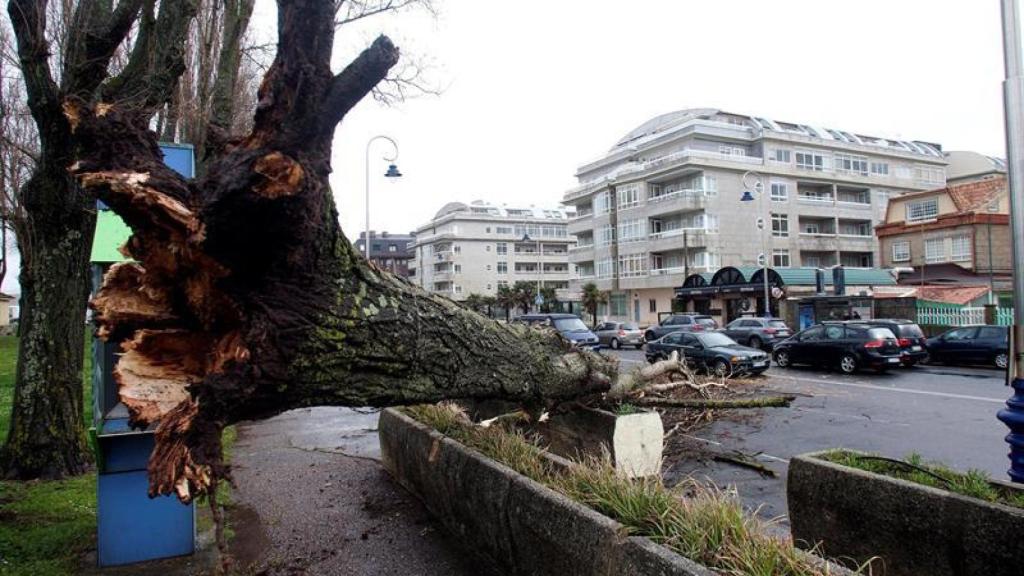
(996, 353, 1009, 370)
(610, 338, 621, 350)
(712, 359, 732, 378)
(774, 350, 790, 368)
(748, 336, 763, 350)
(839, 354, 858, 374)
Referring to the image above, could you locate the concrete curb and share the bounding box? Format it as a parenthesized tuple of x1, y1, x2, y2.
(788, 450, 1024, 576)
(380, 409, 852, 576)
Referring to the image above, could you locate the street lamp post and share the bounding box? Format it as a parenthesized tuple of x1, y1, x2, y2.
(741, 171, 771, 317)
(522, 228, 543, 312)
(997, 0, 1024, 483)
(364, 135, 402, 262)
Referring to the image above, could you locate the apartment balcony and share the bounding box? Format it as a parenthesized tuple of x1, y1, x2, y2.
(797, 233, 840, 252)
(567, 217, 596, 236)
(432, 251, 455, 262)
(645, 189, 710, 217)
(432, 271, 454, 282)
(647, 228, 709, 253)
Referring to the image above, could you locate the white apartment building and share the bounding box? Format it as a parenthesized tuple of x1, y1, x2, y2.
(562, 108, 948, 324)
(412, 201, 575, 300)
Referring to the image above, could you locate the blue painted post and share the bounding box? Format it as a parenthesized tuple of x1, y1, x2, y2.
(92, 143, 198, 566)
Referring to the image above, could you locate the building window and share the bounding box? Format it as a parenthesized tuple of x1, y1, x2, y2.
(617, 253, 647, 278)
(485, 245, 491, 252)
(649, 299, 657, 313)
(770, 183, 788, 202)
(617, 184, 641, 209)
(486, 264, 491, 271)
(487, 284, 492, 291)
(702, 174, 718, 194)
(497, 261, 507, 274)
(597, 224, 615, 246)
(925, 238, 946, 263)
(454, 285, 463, 294)
(609, 293, 628, 316)
(892, 241, 911, 262)
(951, 235, 972, 262)
(497, 280, 508, 289)
(870, 162, 889, 176)
(771, 149, 791, 163)
(594, 191, 612, 214)
(454, 264, 461, 273)
(906, 198, 939, 222)
(772, 249, 791, 268)
(803, 222, 820, 235)
(496, 226, 513, 234)
(835, 154, 869, 176)
(596, 259, 615, 279)
(617, 218, 645, 243)
(719, 145, 746, 156)
(771, 213, 789, 237)
(454, 245, 461, 254)
(795, 151, 826, 171)
(914, 165, 945, 185)
(496, 242, 507, 255)
(803, 254, 822, 268)
(388, 245, 397, 252)
(485, 227, 491, 233)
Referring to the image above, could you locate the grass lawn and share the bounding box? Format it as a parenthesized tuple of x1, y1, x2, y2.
(1, 334, 96, 576)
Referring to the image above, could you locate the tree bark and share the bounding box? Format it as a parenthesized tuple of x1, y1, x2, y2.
(0, 169, 93, 478)
(72, 0, 616, 502)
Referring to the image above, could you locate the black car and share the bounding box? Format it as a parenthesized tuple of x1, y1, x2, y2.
(852, 319, 928, 366)
(772, 323, 901, 374)
(513, 313, 600, 351)
(925, 325, 1009, 369)
(645, 331, 770, 377)
(643, 314, 718, 342)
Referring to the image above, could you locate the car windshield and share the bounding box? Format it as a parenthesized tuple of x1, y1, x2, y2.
(553, 318, 589, 332)
(622, 322, 639, 330)
(696, 317, 717, 327)
(697, 332, 737, 348)
(767, 320, 789, 329)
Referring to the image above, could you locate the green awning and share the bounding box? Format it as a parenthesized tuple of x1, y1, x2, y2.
(90, 210, 132, 263)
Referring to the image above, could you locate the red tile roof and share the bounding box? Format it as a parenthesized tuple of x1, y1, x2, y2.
(915, 285, 991, 306)
(946, 177, 1005, 212)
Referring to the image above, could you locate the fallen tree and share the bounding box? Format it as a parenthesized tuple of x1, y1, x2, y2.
(75, 0, 616, 503)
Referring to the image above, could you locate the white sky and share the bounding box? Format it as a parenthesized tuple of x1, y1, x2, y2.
(0, 0, 1012, 296)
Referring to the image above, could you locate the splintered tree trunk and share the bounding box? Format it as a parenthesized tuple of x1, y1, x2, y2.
(1, 169, 94, 478)
(71, 0, 616, 502)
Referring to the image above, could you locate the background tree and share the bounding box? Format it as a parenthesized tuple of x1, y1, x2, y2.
(512, 280, 536, 314)
(495, 284, 515, 321)
(538, 286, 558, 313)
(581, 282, 607, 327)
(461, 293, 484, 314)
(1, 0, 197, 479)
(481, 294, 496, 318)
(73, 0, 617, 505)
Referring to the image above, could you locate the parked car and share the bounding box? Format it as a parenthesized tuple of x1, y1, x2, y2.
(925, 325, 1009, 369)
(772, 323, 902, 374)
(851, 319, 928, 366)
(645, 331, 770, 377)
(643, 314, 718, 343)
(719, 317, 793, 350)
(513, 313, 600, 351)
(594, 321, 644, 350)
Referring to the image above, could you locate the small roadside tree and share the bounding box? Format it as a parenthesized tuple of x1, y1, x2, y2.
(512, 281, 536, 314)
(539, 286, 558, 313)
(495, 285, 515, 321)
(581, 282, 607, 328)
(462, 293, 485, 315)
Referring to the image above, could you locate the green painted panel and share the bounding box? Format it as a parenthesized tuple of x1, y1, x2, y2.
(90, 210, 132, 263)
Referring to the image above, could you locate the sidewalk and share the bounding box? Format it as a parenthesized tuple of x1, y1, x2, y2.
(228, 406, 496, 575)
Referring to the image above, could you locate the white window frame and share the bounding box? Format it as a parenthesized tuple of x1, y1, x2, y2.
(892, 241, 911, 262)
(771, 149, 791, 163)
(925, 237, 946, 263)
(770, 182, 788, 202)
(951, 235, 972, 262)
(772, 249, 791, 268)
(496, 261, 508, 274)
(795, 151, 826, 171)
(616, 184, 641, 210)
(906, 197, 939, 222)
(870, 162, 889, 176)
(496, 242, 507, 255)
(771, 213, 789, 237)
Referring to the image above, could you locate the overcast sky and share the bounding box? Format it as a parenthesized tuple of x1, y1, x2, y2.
(0, 0, 1012, 296)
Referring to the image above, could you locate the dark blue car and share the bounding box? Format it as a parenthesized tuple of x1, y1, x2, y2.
(926, 325, 1008, 369)
(513, 313, 600, 351)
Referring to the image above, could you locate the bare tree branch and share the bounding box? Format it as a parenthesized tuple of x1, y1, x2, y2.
(319, 35, 400, 136)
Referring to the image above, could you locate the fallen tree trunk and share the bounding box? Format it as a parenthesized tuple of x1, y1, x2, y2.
(71, 0, 616, 502)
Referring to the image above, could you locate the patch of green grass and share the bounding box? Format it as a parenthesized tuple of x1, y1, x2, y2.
(0, 473, 96, 576)
(405, 404, 865, 576)
(614, 403, 640, 416)
(822, 450, 1024, 509)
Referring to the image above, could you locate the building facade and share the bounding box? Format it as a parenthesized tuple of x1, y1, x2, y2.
(412, 201, 575, 300)
(561, 108, 948, 324)
(353, 231, 416, 277)
(876, 176, 1010, 282)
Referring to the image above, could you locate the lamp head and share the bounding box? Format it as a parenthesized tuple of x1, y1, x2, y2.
(521, 233, 531, 242)
(384, 164, 402, 178)
(740, 190, 755, 202)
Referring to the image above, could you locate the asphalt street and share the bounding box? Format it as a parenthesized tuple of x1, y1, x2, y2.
(604, 347, 1013, 527)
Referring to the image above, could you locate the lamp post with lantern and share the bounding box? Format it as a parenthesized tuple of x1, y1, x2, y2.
(740, 170, 771, 317)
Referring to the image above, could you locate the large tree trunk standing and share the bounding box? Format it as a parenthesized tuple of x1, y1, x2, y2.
(2, 0, 196, 479)
(0, 167, 93, 477)
(75, 0, 617, 503)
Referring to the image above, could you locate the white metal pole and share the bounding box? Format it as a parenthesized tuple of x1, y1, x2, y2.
(364, 135, 399, 262)
(1003, 0, 1024, 373)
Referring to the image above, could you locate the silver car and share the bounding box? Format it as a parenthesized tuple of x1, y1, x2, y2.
(595, 321, 644, 350)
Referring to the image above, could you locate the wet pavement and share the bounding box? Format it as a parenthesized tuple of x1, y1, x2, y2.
(228, 406, 497, 575)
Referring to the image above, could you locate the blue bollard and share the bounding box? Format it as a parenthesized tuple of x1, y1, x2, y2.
(998, 377, 1024, 483)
